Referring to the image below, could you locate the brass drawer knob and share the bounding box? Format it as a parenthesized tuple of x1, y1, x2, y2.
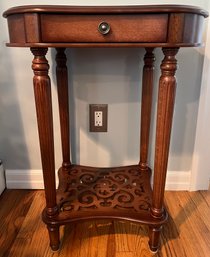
(98, 22, 110, 35)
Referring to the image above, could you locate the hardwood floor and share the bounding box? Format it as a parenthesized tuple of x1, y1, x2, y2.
(0, 190, 209, 257)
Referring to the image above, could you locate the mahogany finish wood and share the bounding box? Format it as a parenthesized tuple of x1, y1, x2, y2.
(41, 14, 168, 43)
(3, 4, 208, 253)
(3, 5, 208, 17)
(152, 48, 179, 219)
(139, 48, 155, 170)
(55, 48, 71, 169)
(149, 48, 179, 251)
(3, 5, 208, 47)
(31, 48, 59, 250)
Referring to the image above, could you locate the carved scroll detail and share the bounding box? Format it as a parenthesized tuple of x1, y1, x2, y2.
(57, 165, 152, 213)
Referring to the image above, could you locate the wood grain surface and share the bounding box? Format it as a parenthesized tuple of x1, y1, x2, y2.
(0, 189, 209, 257)
(4, 5, 208, 47)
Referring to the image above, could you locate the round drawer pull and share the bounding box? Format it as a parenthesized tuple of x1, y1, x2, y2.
(98, 22, 110, 35)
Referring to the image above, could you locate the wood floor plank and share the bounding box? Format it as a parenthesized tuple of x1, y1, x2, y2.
(176, 191, 210, 256)
(165, 191, 210, 257)
(115, 252, 135, 257)
(0, 190, 36, 257)
(0, 190, 209, 257)
(114, 221, 144, 252)
(59, 221, 114, 257)
(7, 191, 58, 257)
(190, 191, 210, 232)
(200, 190, 210, 207)
(163, 191, 198, 257)
(135, 238, 155, 257)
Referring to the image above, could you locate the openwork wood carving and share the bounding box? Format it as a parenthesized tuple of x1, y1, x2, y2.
(57, 165, 152, 214)
(4, 4, 208, 253)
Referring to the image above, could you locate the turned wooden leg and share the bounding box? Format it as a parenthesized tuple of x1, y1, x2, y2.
(31, 47, 60, 250)
(55, 48, 71, 169)
(47, 225, 60, 251)
(139, 48, 155, 169)
(149, 47, 179, 250)
(149, 226, 162, 252)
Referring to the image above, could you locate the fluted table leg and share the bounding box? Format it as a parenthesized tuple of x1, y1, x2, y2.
(149, 47, 179, 252)
(55, 48, 71, 169)
(31, 47, 60, 251)
(139, 48, 155, 170)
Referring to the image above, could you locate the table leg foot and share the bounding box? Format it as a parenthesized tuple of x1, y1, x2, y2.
(148, 226, 162, 252)
(47, 225, 60, 251)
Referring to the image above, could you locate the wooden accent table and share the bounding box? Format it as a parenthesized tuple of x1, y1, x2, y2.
(3, 5, 208, 252)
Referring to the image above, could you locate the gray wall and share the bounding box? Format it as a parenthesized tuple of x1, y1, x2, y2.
(0, 0, 209, 173)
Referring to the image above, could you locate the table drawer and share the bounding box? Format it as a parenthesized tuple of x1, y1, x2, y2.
(41, 14, 168, 43)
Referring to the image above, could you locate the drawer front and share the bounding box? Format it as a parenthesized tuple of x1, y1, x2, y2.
(41, 14, 168, 43)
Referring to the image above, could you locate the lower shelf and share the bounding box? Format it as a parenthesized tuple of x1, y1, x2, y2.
(43, 164, 168, 226)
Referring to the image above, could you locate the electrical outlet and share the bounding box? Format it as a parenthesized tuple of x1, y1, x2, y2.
(89, 104, 108, 132)
(95, 111, 103, 126)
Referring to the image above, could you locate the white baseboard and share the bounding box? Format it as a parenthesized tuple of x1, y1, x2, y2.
(5, 169, 191, 191)
(165, 171, 190, 190)
(6, 170, 47, 189)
